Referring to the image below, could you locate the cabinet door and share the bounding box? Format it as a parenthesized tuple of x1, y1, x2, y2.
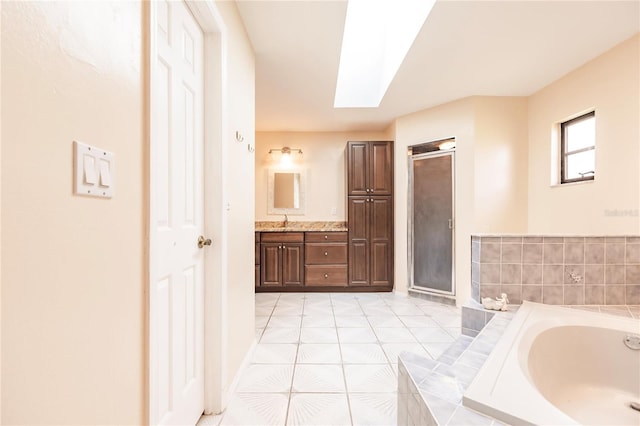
(348, 196, 370, 286)
(282, 243, 304, 286)
(369, 141, 393, 195)
(347, 142, 369, 196)
(255, 233, 261, 287)
(370, 196, 393, 286)
(261, 243, 282, 286)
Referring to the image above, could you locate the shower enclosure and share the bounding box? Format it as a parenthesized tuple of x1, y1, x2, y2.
(409, 142, 455, 296)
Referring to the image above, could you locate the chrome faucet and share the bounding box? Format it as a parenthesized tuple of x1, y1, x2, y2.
(283, 214, 289, 227)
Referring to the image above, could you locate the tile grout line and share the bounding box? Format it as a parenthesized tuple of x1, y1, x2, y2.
(332, 292, 355, 426)
(284, 293, 303, 426)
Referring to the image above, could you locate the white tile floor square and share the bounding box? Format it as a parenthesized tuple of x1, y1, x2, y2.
(198, 291, 461, 426)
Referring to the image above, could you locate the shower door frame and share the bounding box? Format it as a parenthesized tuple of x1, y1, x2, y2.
(408, 148, 456, 296)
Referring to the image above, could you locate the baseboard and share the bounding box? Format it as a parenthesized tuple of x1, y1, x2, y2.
(393, 289, 409, 297)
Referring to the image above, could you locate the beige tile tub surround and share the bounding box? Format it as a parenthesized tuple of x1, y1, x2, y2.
(471, 236, 640, 305)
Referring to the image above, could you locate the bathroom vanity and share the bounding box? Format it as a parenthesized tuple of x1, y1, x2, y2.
(254, 224, 350, 291)
(255, 140, 394, 292)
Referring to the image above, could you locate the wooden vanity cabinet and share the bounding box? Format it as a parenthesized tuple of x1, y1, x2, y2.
(347, 141, 393, 196)
(255, 232, 260, 287)
(260, 232, 304, 287)
(256, 231, 349, 290)
(348, 196, 393, 287)
(304, 232, 348, 287)
(347, 141, 394, 290)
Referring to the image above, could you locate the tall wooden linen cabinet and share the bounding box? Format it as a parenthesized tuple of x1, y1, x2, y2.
(346, 141, 394, 290)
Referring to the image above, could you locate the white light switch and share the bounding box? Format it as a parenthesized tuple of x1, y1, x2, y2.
(99, 159, 111, 187)
(83, 155, 96, 184)
(74, 141, 115, 198)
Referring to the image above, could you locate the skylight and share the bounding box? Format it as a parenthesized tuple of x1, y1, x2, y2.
(334, 0, 436, 108)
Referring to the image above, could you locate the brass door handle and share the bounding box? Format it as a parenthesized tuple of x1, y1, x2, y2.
(198, 235, 212, 248)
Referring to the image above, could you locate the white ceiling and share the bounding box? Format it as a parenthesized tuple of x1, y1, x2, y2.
(236, 0, 640, 132)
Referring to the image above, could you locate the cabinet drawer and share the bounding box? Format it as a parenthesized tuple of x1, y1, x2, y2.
(305, 243, 347, 264)
(305, 265, 348, 286)
(261, 232, 304, 243)
(305, 232, 347, 243)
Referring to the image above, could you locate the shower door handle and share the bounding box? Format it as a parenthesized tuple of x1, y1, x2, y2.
(448, 219, 453, 229)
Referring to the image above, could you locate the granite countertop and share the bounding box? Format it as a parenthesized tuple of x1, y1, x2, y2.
(255, 221, 347, 232)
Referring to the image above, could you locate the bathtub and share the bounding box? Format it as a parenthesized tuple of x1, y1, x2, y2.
(464, 301, 640, 425)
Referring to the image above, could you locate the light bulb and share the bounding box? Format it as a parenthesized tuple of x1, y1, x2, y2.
(280, 152, 293, 169)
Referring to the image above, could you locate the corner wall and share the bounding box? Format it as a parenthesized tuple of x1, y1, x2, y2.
(394, 97, 529, 306)
(473, 97, 529, 233)
(528, 34, 640, 234)
(215, 0, 256, 405)
(1, 2, 145, 424)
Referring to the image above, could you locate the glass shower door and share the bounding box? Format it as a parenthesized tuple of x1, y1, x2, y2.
(410, 151, 454, 295)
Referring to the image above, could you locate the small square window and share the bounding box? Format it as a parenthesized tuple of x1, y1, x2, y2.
(561, 111, 595, 184)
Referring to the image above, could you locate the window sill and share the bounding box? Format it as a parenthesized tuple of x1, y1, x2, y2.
(550, 179, 595, 188)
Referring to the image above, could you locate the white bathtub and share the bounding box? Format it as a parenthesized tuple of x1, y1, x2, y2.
(464, 301, 640, 425)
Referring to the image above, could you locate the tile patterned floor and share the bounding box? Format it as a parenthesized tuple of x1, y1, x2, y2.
(198, 292, 461, 426)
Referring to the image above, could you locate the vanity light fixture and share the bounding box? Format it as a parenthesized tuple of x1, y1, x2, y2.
(439, 140, 456, 150)
(268, 146, 303, 168)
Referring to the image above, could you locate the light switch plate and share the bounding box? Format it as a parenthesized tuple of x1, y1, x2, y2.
(74, 141, 115, 198)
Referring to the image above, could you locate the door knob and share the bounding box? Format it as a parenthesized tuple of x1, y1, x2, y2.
(197, 235, 212, 248)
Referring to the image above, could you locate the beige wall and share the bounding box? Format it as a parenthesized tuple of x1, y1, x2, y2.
(1, 2, 145, 424)
(473, 97, 529, 233)
(528, 34, 640, 234)
(215, 0, 256, 405)
(394, 98, 476, 305)
(255, 131, 388, 221)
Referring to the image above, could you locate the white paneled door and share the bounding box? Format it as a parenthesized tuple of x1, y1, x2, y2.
(150, 1, 205, 425)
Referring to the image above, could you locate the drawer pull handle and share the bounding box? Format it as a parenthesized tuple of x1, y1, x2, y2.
(324, 251, 328, 256)
(324, 235, 328, 240)
(283, 245, 286, 249)
(324, 274, 328, 278)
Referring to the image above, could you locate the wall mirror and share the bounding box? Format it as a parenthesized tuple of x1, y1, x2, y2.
(268, 169, 306, 215)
